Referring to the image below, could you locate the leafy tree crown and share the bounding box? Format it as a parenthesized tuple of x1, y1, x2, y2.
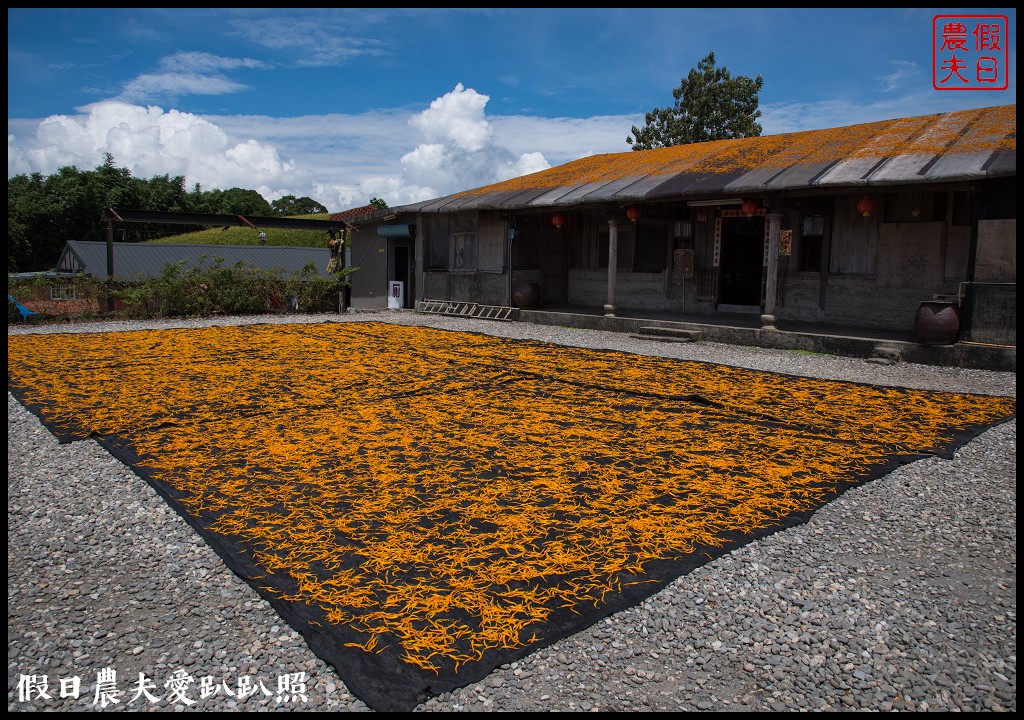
(628, 51, 764, 150)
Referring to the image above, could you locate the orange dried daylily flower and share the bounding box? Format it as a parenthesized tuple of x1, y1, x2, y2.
(7, 322, 1016, 674)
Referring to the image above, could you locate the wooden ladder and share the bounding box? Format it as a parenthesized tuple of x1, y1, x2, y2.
(417, 299, 518, 321)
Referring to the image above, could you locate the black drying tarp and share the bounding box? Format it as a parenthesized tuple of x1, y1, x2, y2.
(7, 323, 1016, 712)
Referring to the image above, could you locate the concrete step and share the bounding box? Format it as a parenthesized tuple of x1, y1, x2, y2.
(866, 344, 903, 365)
(632, 326, 702, 343)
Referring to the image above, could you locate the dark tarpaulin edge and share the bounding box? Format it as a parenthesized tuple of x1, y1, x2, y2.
(6, 374, 1016, 712)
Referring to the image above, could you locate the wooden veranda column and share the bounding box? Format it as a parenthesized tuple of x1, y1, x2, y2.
(762, 212, 783, 329)
(605, 219, 619, 317)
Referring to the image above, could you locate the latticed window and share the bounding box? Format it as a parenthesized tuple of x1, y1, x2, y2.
(452, 232, 477, 271)
(49, 283, 78, 301)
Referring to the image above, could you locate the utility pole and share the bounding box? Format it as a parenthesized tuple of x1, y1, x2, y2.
(106, 217, 115, 313)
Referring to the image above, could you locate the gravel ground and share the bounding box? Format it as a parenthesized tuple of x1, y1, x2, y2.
(8, 311, 1017, 712)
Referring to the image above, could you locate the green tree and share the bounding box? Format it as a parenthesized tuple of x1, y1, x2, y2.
(191, 187, 272, 216)
(369, 197, 388, 210)
(138, 173, 190, 213)
(627, 51, 763, 150)
(8, 156, 279, 272)
(93, 153, 142, 211)
(271, 195, 328, 216)
(7, 173, 49, 273)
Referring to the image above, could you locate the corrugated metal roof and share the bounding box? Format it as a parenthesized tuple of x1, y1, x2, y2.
(57, 241, 332, 281)
(402, 104, 1016, 213)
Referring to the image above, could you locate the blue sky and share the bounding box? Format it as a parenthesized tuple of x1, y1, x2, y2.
(7, 8, 1017, 212)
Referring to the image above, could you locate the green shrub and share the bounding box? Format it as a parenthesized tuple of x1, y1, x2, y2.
(8, 260, 352, 322)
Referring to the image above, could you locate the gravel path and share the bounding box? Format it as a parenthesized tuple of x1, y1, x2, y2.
(8, 311, 1017, 712)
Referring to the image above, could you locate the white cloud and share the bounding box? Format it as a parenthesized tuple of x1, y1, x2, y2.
(488, 115, 635, 164)
(13, 83, 998, 215)
(409, 83, 492, 152)
(877, 60, 920, 93)
(508, 151, 549, 177)
(229, 14, 387, 67)
(118, 52, 268, 104)
(8, 84, 581, 211)
(398, 84, 566, 195)
(161, 52, 268, 74)
(7, 100, 314, 198)
(119, 73, 249, 102)
(400, 143, 449, 189)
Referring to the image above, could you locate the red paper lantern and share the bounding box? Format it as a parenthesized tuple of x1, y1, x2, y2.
(551, 213, 567, 229)
(856, 196, 876, 218)
(626, 206, 641, 222)
(741, 199, 760, 217)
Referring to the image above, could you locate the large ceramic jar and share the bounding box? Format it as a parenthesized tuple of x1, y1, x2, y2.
(914, 300, 962, 345)
(512, 282, 541, 309)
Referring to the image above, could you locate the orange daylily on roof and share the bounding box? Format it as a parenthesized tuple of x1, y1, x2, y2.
(450, 104, 1015, 199)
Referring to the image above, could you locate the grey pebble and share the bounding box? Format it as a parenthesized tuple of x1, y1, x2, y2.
(8, 311, 1016, 712)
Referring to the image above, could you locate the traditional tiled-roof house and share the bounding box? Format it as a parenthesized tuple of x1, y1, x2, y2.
(364, 104, 1015, 347)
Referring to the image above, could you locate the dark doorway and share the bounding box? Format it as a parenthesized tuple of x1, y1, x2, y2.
(541, 224, 568, 306)
(719, 216, 765, 307)
(393, 244, 411, 308)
